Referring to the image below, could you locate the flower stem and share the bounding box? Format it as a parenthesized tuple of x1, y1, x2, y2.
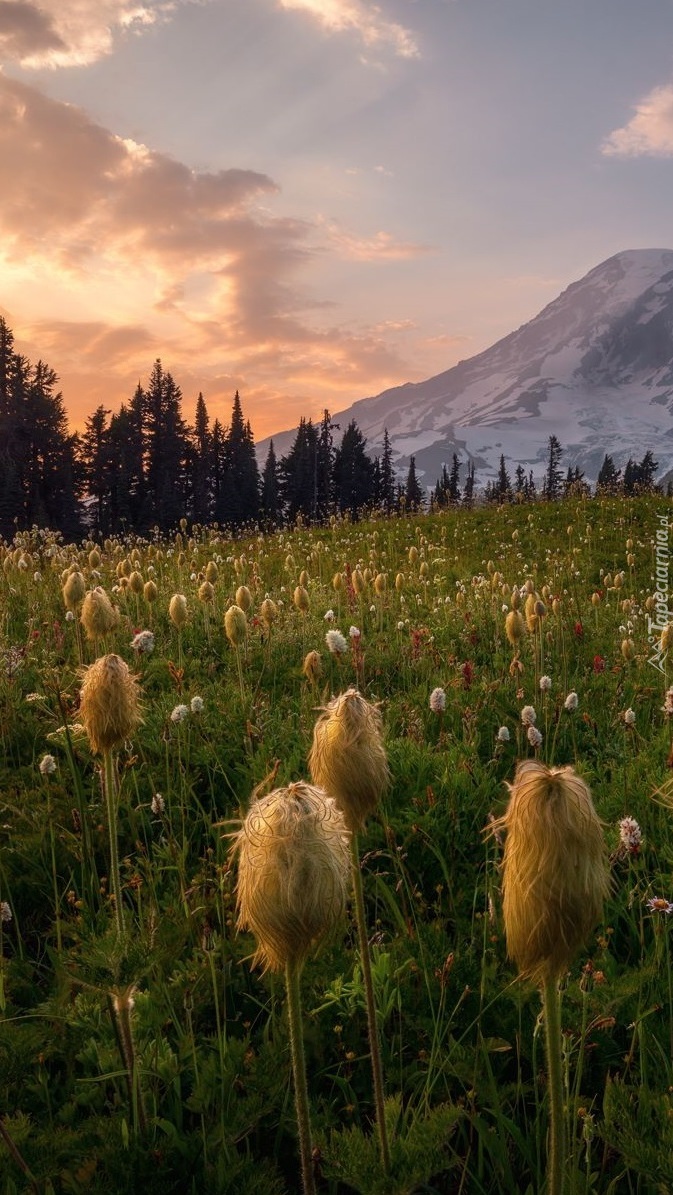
(542, 973, 565, 1195)
(350, 832, 391, 1173)
(102, 750, 124, 939)
(285, 958, 316, 1195)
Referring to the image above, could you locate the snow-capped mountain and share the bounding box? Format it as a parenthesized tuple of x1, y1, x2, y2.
(260, 248, 673, 486)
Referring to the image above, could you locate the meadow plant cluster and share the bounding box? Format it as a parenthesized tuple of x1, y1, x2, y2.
(1, 495, 673, 1193)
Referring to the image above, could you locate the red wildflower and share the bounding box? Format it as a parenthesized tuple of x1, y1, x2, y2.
(574, 622, 584, 638)
(593, 655, 605, 673)
(461, 661, 473, 689)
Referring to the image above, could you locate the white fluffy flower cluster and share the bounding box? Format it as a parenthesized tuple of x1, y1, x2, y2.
(325, 630, 348, 655)
(429, 687, 446, 714)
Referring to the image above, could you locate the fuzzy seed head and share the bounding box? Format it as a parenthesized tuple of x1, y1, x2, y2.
(224, 604, 247, 646)
(79, 653, 142, 755)
(308, 688, 389, 832)
(505, 609, 525, 645)
(302, 650, 322, 683)
(81, 587, 119, 641)
(236, 585, 252, 612)
(293, 585, 310, 613)
(490, 761, 609, 984)
(233, 781, 350, 972)
(198, 581, 215, 604)
(128, 571, 144, 595)
(205, 561, 218, 583)
(143, 580, 157, 603)
(352, 569, 365, 595)
(260, 597, 278, 628)
(169, 593, 188, 629)
(62, 571, 86, 611)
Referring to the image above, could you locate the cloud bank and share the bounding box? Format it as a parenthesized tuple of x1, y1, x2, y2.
(0, 0, 178, 67)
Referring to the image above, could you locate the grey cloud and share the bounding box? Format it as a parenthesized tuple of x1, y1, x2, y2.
(0, 1, 66, 61)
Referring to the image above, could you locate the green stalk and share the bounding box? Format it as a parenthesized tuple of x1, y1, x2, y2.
(102, 750, 125, 939)
(350, 832, 391, 1173)
(285, 958, 316, 1195)
(542, 973, 565, 1195)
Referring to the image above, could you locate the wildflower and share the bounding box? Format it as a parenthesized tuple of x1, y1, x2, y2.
(527, 726, 543, 748)
(496, 726, 510, 743)
(232, 781, 350, 973)
(623, 708, 636, 726)
(190, 696, 204, 714)
(309, 688, 389, 833)
(0, 902, 11, 923)
(429, 687, 446, 714)
(349, 626, 361, 640)
(618, 816, 642, 855)
(397, 621, 405, 631)
(170, 704, 189, 723)
(302, 650, 322, 683)
(224, 604, 247, 646)
(324, 609, 335, 622)
(539, 676, 552, 693)
(521, 705, 537, 727)
(488, 760, 609, 983)
(325, 630, 348, 656)
(131, 630, 155, 655)
(662, 687, 673, 717)
(564, 692, 579, 712)
(647, 896, 673, 915)
(39, 754, 57, 776)
(169, 593, 188, 629)
(593, 656, 606, 673)
(151, 793, 165, 816)
(79, 654, 141, 755)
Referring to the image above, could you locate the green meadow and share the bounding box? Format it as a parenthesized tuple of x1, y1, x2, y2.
(1, 495, 672, 1194)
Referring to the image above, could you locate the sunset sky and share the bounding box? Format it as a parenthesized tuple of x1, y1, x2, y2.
(2, 0, 673, 440)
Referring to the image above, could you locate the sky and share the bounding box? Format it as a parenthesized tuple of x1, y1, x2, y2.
(2, 0, 673, 441)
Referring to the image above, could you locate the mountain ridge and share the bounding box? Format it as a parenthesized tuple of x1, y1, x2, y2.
(258, 249, 673, 486)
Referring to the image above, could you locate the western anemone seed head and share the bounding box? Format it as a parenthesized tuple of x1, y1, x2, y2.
(621, 638, 635, 661)
(352, 569, 365, 595)
(489, 760, 609, 985)
(143, 580, 157, 603)
(236, 585, 252, 612)
(233, 781, 350, 973)
(260, 597, 278, 629)
(62, 571, 86, 611)
(128, 571, 144, 596)
(198, 580, 215, 604)
(79, 653, 142, 755)
(374, 573, 387, 595)
(293, 585, 310, 613)
(81, 587, 119, 641)
(169, 593, 188, 629)
(88, 549, 101, 569)
(395, 572, 405, 592)
(299, 569, 310, 587)
(332, 572, 344, 592)
(302, 650, 322, 683)
(308, 688, 389, 833)
(505, 609, 525, 645)
(205, 561, 218, 583)
(661, 623, 673, 654)
(224, 604, 247, 646)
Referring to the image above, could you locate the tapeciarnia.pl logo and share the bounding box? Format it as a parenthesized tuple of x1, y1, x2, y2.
(647, 513, 672, 673)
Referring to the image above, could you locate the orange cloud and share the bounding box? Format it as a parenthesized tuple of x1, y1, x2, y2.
(602, 82, 673, 158)
(276, 0, 419, 59)
(0, 0, 178, 68)
(1, 75, 428, 437)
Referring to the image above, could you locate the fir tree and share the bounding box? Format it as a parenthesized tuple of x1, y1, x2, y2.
(332, 420, 376, 520)
(261, 440, 281, 527)
(404, 455, 423, 512)
(543, 435, 563, 500)
(379, 428, 396, 515)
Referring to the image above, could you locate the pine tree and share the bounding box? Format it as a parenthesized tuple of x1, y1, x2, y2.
(596, 454, 621, 495)
(448, 454, 462, 504)
(332, 420, 376, 520)
(261, 440, 281, 527)
(315, 409, 337, 522)
(144, 360, 189, 530)
(543, 435, 563, 501)
(463, 461, 476, 507)
(638, 450, 658, 492)
(496, 454, 512, 502)
(218, 392, 260, 527)
(379, 428, 396, 515)
(404, 455, 423, 512)
(280, 418, 318, 523)
(80, 406, 112, 535)
(190, 392, 212, 524)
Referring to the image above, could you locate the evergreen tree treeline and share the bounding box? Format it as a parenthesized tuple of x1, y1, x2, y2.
(0, 317, 666, 541)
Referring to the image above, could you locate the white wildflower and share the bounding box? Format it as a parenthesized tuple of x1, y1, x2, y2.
(539, 675, 552, 693)
(151, 793, 165, 816)
(662, 687, 673, 717)
(496, 726, 510, 743)
(429, 687, 446, 714)
(170, 704, 189, 724)
(623, 708, 636, 726)
(65, 609, 75, 622)
(0, 902, 11, 923)
(349, 626, 361, 639)
(190, 695, 204, 714)
(521, 705, 537, 727)
(325, 629, 348, 655)
(527, 726, 543, 747)
(131, 630, 155, 655)
(323, 609, 335, 622)
(39, 754, 57, 775)
(619, 816, 642, 854)
(564, 691, 579, 711)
